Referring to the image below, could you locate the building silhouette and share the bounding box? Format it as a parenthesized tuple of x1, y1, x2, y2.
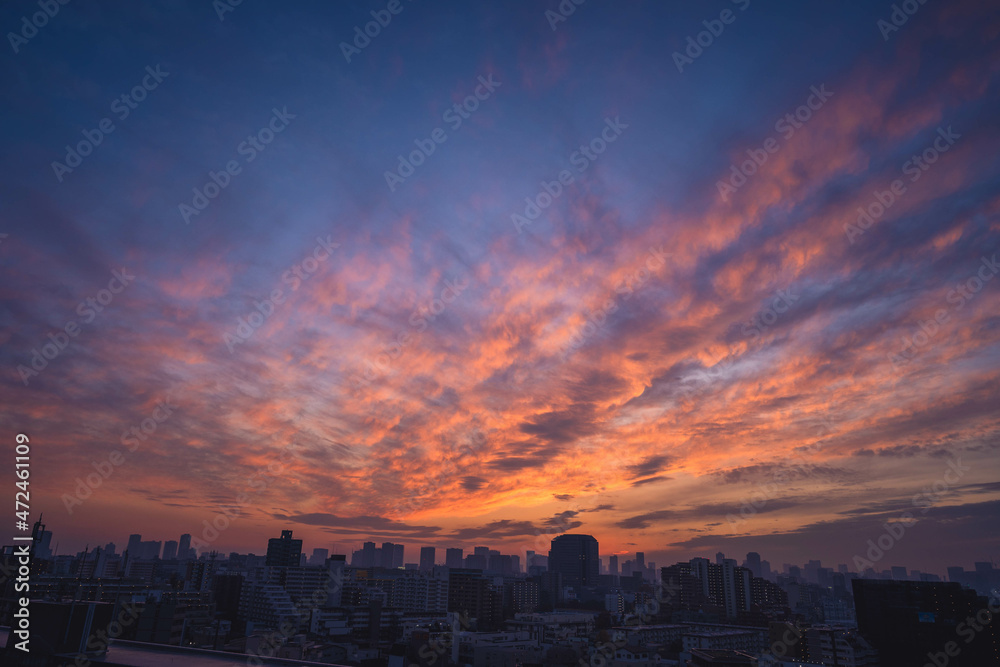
(853, 579, 1000, 667)
(265, 530, 302, 567)
(548, 534, 599, 589)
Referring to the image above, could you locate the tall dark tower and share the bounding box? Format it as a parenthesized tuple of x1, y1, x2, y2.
(548, 534, 600, 588)
(266, 530, 302, 567)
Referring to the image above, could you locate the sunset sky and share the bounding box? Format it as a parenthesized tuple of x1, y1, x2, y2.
(2, 0, 999, 574)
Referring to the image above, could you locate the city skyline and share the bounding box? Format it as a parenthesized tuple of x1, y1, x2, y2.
(37, 524, 998, 581)
(3, 0, 1000, 583)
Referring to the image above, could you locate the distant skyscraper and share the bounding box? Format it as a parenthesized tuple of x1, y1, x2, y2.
(446, 548, 463, 568)
(745, 552, 762, 578)
(393, 543, 404, 568)
(361, 541, 377, 567)
(636, 552, 645, 569)
(35, 530, 53, 559)
(609, 554, 619, 575)
(420, 546, 436, 571)
(380, 542, 395, 568)
(548, 534, 599, 589)
(127, 534, 142, 557)
(474, 546, 490, 557)
(139, 540, 161, 559)
(178, 534, 192, 560)
(465, 553, 487, 570)
(309, 548, 329, 565)
(266, 530, 302, 567)
(162, 540, 178, 560)
(104, 542, 116, 556)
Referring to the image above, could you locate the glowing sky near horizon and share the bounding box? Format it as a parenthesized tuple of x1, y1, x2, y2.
(1, 0, 999, 573)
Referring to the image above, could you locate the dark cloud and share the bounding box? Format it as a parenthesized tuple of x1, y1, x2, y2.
(272, 513, 442, 538)
(518, 406, 598, 444)
(618, 510, 677, 530)
(461, 476, 486, 491)
(711, 462, 853, 485)
(631, 475, 671, 487)
(627, 455, 674, 480)
(667, 501, 1000, 572)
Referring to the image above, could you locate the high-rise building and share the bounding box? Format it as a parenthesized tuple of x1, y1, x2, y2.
(447, 568, 503, 630)
(474, 546, 490, 558)
(803, 626, 879, 666)
(326, 555, 346, 607)
(636, 552, 645, 569)
(140, 540, 162, 560)
(266, 530, 302, 567)
(127, 534, 142, 557)
(309, 548, 329, 565)
(178, 534, 192, 560)
(548, 534, 599, 589)
(34, 530, 53, 559)
(393, 543, 405, 568)
(419, 546, 435, 571)
(609, 554, 619, 575)
(361, 541, 377, 567)
(162, 540, 178, 560)
(744, 552, 762, 578)
(853, 579, 1000, 667)
(685, 557, 752, 618)
(465, 553, 487, 570)
(446, 548, 463, 568)
(380, 542, 395, 568)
